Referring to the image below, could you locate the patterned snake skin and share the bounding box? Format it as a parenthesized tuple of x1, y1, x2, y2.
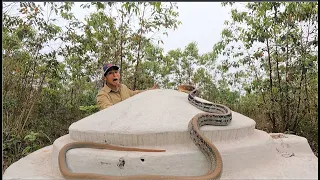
(58, 85, 232, 180)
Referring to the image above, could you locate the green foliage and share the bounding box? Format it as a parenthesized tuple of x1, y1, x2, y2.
(3, 130, 49, 174)
(79, 105, 99, 116)
(2, 2, 181, 172)
(3, 2, 317, 174)
(216, 2, 318, 155)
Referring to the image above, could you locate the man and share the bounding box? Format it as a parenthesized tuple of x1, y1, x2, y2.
(96, 63, 157, 110)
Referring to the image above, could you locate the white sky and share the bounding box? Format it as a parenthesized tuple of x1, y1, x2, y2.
(158, 2, 232, 54)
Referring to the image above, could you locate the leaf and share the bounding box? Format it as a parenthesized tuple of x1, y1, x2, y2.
(24, 132, 39, 142)
(96, 2, 105, 10)
(22, 146, 32, 155)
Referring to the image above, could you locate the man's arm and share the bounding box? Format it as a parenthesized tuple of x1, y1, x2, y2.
(130, 89, 143, 96)
(96, 93, 113, 110)
(129, 84, 158, 96)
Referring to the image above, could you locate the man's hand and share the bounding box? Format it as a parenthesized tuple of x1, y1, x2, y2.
(149, 84, 158, 90)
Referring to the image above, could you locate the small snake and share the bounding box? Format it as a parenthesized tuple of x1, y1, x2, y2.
(58, 85, 232, 180)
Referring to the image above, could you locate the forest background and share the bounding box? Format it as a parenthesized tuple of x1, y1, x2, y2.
(3, 2, 318, 173)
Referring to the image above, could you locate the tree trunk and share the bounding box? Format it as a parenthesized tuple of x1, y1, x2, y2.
(133, 3, 146, 90)
(266, 38, 277, 132)
(273, 5, 286, 132)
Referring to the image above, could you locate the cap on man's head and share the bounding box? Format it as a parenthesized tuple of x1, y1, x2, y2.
(103, 64, 120, 76)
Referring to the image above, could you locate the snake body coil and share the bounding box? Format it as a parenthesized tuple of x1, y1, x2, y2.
(58, 85, 232, 180)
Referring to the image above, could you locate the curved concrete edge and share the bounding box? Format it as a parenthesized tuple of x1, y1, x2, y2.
(50, 130, 275, 176)
(69, 123, 255, 146)
(222, 151, 318, 179)
(68, 89, 257, 145)
(270, 133, 316, 155)
(223, 133, 318, 179)
(3, 145, 64, 180)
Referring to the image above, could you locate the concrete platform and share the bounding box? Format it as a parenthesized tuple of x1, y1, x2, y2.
(50, 129, 275, 175)
(69, 89, 256, 146)
(3, 89, 318, 179)
(3, 134, 318, 179)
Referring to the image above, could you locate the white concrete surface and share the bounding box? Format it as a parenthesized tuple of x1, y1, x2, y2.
(50, 130, 275, 176)
(3, 89, 318, 179)
(69, 89, 256, 146)
(4, 134, 318, 179)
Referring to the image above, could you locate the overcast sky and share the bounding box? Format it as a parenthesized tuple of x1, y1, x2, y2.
(158, 2, 232, 54)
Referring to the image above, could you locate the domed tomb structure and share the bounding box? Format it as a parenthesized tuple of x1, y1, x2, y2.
(3, 89, 318, 179)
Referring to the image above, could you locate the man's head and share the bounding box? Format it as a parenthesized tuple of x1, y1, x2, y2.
(103, 64, 120, 88)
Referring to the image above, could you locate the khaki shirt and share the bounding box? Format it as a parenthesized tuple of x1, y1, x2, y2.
(96, 84, 143, 110)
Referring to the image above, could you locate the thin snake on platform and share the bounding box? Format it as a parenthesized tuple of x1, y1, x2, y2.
(58, 85, 232, 180)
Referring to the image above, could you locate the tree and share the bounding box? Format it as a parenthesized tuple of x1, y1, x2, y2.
(214, 2, 318, 153)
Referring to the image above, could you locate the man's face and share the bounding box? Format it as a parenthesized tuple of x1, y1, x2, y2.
(105, 68, 120, 87)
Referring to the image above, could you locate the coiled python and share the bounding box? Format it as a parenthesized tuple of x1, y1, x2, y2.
(59, 85, 232, 180)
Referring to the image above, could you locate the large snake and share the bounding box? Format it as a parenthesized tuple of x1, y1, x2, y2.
(58, 85, 232, 180)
